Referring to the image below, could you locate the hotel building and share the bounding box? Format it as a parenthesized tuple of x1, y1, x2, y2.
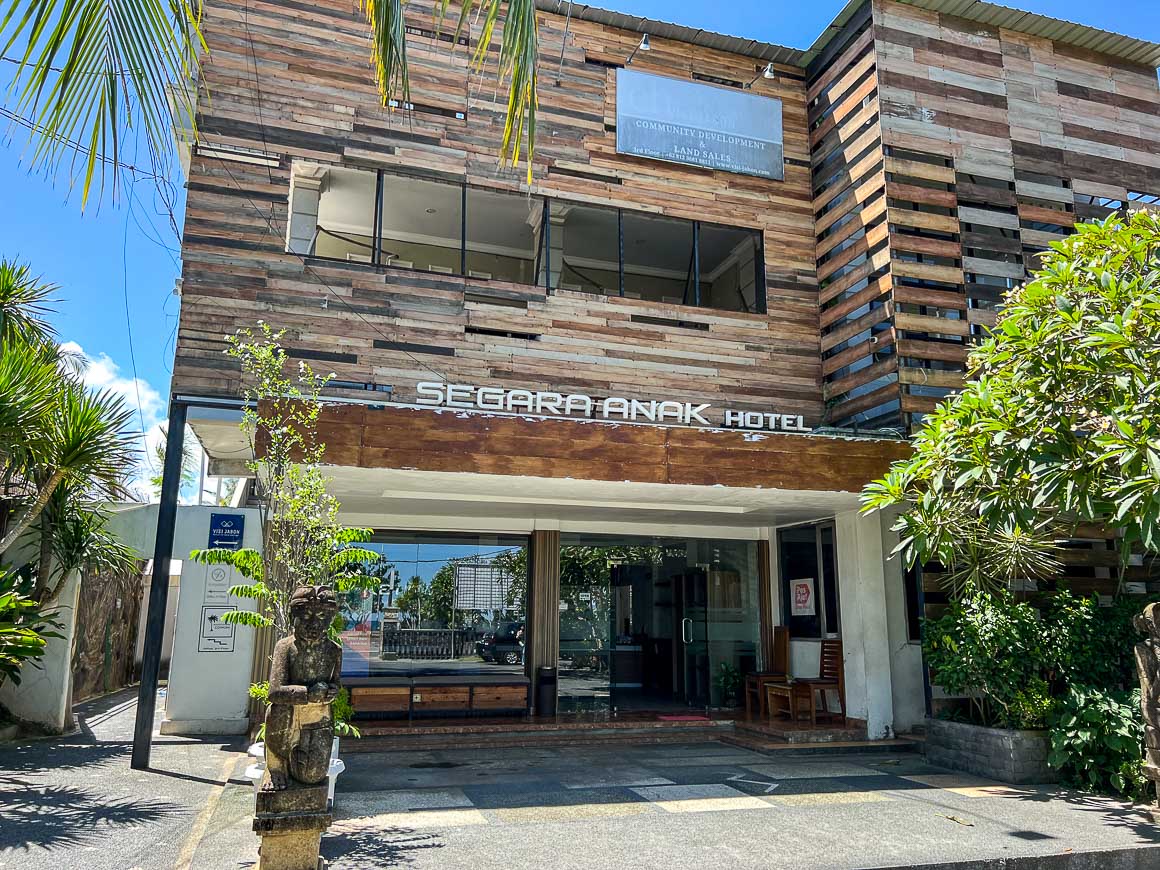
(164, 0, 1160, 739)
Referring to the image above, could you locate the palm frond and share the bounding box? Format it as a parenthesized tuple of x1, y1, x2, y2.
(189, 546, 265, 582)
(0, 260, 56, 347)
(219, 608, 272, 628)
(362, 0, 409, 106)
(0, 0, 205, 205)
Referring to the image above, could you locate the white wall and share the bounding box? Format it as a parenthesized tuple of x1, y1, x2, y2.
(0, 571, 81, 733)
(835, 509, 894, 739)
(109, 504, 263, 735)
(163, 506, 262, 735)
(879, 507, 927, 733)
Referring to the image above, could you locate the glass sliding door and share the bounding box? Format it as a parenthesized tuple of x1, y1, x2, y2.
(559, 533, 761, 714)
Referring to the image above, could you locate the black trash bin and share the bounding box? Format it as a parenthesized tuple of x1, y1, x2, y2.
(536, 666, 558, 718)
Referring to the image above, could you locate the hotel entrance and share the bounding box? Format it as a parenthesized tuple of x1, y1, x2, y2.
(556, 533, 763, 715)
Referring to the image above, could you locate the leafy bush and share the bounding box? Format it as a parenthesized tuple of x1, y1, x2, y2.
(1042, 593, 1151, 693)
(713, 662, 742, 706)
(1048, 686, 1149, 803)
(924, 591, 1052, 728)
(0, 570, 62, 689)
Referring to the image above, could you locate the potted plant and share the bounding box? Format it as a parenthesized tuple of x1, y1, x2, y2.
(713, 662, 742, 709)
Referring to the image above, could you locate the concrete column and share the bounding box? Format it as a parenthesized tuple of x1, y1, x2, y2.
(526, 529, 560, 713)
(287, 165, 328, 255)
(835, 508, 895, 739)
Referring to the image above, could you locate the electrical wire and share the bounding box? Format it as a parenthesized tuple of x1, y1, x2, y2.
(0, 105, 170, 184)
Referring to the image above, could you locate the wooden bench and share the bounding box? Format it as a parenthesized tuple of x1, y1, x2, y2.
(347, 674, 531, 720)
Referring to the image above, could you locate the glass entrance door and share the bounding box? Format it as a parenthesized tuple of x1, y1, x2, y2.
(680, 568, 710, 709)
(558, 533, 762, 714)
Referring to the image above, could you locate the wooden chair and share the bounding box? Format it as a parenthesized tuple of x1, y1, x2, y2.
(744, 626, 789, 719)
(765, 639, 846, 726)
(795, 639, 846, 726)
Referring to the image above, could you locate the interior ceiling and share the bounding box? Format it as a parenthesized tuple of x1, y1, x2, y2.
(317, 167, 746, 273)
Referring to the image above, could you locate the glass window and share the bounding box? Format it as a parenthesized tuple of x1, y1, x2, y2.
(621, 212, 696, 304)
(778, 524, 840, 639)
(337, 532, 528, 680)
(311, 166, 377, 262)
(378, 173, 463, 274)
(553, 201, 621, 295)
(698, 223, 764, 313)
(466, 187, 540, 284)
(292, 161, 770, 314)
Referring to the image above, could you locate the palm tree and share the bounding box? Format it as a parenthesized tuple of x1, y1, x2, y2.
(0, 259, 139, 573)
(1, 0, 540, 204)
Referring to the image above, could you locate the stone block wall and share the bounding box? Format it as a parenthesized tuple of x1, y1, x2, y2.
(926, 717, 1059, 784)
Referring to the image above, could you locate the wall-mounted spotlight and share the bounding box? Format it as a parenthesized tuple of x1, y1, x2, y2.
(745, 62, 777, 88)
(626, 34, 650, 65)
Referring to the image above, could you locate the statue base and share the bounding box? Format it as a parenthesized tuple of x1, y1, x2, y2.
(254, 778, 332, 870)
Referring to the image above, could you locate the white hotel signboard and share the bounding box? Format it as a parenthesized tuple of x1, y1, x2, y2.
(415, 382, 810, 433)
(615, 69, 784, 180)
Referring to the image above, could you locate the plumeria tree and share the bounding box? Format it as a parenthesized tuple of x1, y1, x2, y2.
(862, 210, 1160, 595)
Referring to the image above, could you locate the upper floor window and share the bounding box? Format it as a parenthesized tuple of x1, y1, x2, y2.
(288, 163, 765, 315)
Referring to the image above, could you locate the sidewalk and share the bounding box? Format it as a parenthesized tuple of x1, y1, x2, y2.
(0, 688, 257, 870)
(4, 692, 1160, 869)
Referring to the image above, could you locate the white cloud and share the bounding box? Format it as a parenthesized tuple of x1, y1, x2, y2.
(60, 341, 209, 504)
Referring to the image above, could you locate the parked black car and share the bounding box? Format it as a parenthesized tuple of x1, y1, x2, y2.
(476, 621, 524, 665)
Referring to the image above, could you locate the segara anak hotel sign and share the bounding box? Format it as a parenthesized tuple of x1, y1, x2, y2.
(615, 69, 784, 180)
(416, 382, 810, 434)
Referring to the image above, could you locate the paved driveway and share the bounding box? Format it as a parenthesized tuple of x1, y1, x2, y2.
(326, 742, 1160, 870)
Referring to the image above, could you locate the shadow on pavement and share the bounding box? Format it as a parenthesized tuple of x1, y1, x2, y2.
(1007, 786, 1160, 845)
(0, 782, 184, 851)
(321, 825, 444, 869)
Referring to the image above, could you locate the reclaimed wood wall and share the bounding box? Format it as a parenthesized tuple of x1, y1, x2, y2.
(312, 403, 912, 491)
(811, 0, 1160, 430)
(175, 0, 823, 426)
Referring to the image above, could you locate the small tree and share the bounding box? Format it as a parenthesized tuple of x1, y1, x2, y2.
(191, 324, 380, 641)
(863, 211, 1160, 594)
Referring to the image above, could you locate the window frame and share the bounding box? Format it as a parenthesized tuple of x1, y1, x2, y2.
(299, 164, 767, 315)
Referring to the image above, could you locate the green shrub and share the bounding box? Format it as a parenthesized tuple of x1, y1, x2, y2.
(924, 590, 1052, 728)
(0, 570, 62, 689)
(1043, 593, 1153, 693)
(1048, 686, 1149, 803)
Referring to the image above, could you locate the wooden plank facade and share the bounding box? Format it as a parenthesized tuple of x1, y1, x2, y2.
(175, 0, 823, 426)
(175, 0, 1159, 458)
(812, 0, 1160, 430)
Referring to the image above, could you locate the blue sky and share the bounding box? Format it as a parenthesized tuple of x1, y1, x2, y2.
(0, 0, 1157, 498)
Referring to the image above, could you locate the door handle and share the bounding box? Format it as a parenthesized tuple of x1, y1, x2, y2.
(682, 617, 692, 644)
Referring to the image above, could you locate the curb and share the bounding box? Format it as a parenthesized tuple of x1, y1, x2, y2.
(886, 846, 1160, 870)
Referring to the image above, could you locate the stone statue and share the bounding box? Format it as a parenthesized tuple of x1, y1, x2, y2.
(253, 585, 341, 870)
(263, 585, 342, 791)
(1133, 603, 1160, 802)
